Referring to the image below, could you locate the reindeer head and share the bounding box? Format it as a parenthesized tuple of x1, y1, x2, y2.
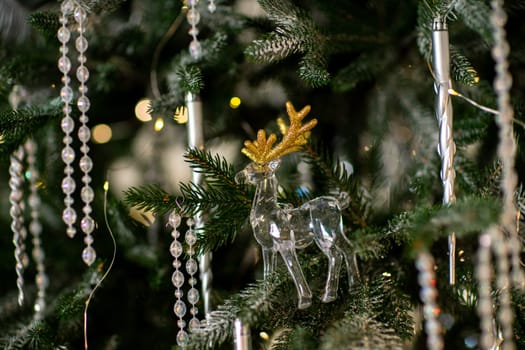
(236, 101, 317, 184)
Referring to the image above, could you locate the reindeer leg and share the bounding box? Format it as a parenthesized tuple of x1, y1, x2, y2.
(321, 249, 343, 303)
(277, 242, 312, 309)
(261, 247, 276, 280)
(336, 237, 360, 288)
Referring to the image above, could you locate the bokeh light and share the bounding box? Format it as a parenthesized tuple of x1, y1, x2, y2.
(229, 96, 241, 109)
(135, 98, 152, 122)
(92, 124, 112, 144)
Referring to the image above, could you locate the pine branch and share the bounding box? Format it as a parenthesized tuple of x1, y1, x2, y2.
(450, 45, 480, 86)
(319, 314, 404, 350)
(77, 0, 127, 13)
(302, 139, 370, 229)
(332, 50, 389, 93)
(123, 184, 180, 217)
(27, 11, 60, 42)
(0, 102, 62, 161)
(453, 0, 493, 44)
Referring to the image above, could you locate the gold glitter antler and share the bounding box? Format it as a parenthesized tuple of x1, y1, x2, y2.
(242, 101, 318, 166)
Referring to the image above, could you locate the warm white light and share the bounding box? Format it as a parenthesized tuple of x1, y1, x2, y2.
(135, 98, 152, 122)
(259, 332, 270, 340)
(92, 124, 112, 144)
(154, 117, 165, 132)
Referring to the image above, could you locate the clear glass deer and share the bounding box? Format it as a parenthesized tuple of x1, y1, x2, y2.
(237, 101, 359, 309)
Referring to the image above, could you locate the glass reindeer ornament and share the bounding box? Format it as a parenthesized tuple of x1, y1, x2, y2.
(237, 101, 359, 309)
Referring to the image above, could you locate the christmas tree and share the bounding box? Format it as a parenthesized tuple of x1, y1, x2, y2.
(1, 0, 524, 349)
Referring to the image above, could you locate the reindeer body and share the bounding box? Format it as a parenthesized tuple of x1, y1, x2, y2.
(240, 101, 358, 309)
(242, 161, 358, 309)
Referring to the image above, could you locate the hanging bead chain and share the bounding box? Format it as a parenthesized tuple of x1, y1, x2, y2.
(58, 0, 96, 266)
(186, 0, 202, 59)
(185, 218, 200, 331)
(169, 211, 188, 347)
(74, 4, 96, 266)
(58, 0, 77, 239)
(25, 139, 48, 319)
(9, 146, 29, 306)
(490, 0, 524, 288)
(416, 251, 443, 350)
(432, 16, 456, 285)
(476, 231, 495, 349)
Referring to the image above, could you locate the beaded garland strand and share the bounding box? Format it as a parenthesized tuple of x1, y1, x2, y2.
(58, 0, 96, 266)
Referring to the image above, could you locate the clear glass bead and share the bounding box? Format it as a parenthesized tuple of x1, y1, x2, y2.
(59, 46, 69, 54)
(84, 235, 94, 245)
(189, 318, 200, 330)
(77, 95, 90, 113)
(76, 66, 90, 83)
(29, 221, 42, 235)
(62, 207, 77, 225)
(80, 144, 90, 153)
(190, 306, 198, 316)
(61, 75, 71, 85)
(170, 240, 183, 258)
(64, 196, 74, 206)
(82, 246, 96, 266)
(173, 260, 182, 269)
(64, 165, 74, 175)
(66, 226, 76, 238)
(82, 204, 92, 215)
(208, 2, 216, 13)
(188, 277, 197, 286)
(172, 270, 185, 288)
(58, 56, 71, 73)
(185, 229, 197, 245)
(79, 155, 93, 172)
(177, 319, 186, 329)
(174, 289, 183, 298)
(188, 0, 199, 5)
(188, 27, 199, 37)
(75, 36, 88, 53)
(61, 176, 76, 194)
(61, 146, 75, 164)
(63, 104, 72, 114)
(176, 330, 188, 347)
(189, 40, 202, 60)
(186, 259, 198, 275)
(61, 0, 75, 15)
(82, 174, 92, 184)
(171, 230, 180, 239)
(169, 212, 182, 227)
(174, 300, 187, 317)
(81, 186, 94, 203)
(63, 135, 72, 144)
(78, 125, 91, 142)
(78, 85, 88, 94)
(186, 218, 195, 227)
(186, 8, 201, 25)
(36, 272, 49, 288)
(60, 86, 74, 103)
(78, 55, 87, 64)
(73, 6, 87, 23)
(61, 116, 75, 133)
(57, 27, 70, 43)
(81, 216, 95, 234)
(187, 287, 200, 304)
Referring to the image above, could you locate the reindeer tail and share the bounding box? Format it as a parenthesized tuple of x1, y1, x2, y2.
(337, 192, 350, 210)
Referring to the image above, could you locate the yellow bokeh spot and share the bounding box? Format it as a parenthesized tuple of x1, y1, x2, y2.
(0, 134, 4, 144)
(103, 181, 109, 192)
(229, 96, 241, 109)
(154, 117, 165, 132)
(92, 124, 112, 144)
(135, 98, 153, 122)
(259, 332, 270, 340)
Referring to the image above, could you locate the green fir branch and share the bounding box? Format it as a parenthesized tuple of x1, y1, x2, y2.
(302, 139, 369, 229)
(123, 184, 180, 217)
(0, 102, 61, 160)
(450, 45, 480, 86)
(175, 65, 204, 95)
(332, 50, 387, 93)
(319, 314, 404, 350)
(27, 11, 60, 42)
(453, 0, 493, 44)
